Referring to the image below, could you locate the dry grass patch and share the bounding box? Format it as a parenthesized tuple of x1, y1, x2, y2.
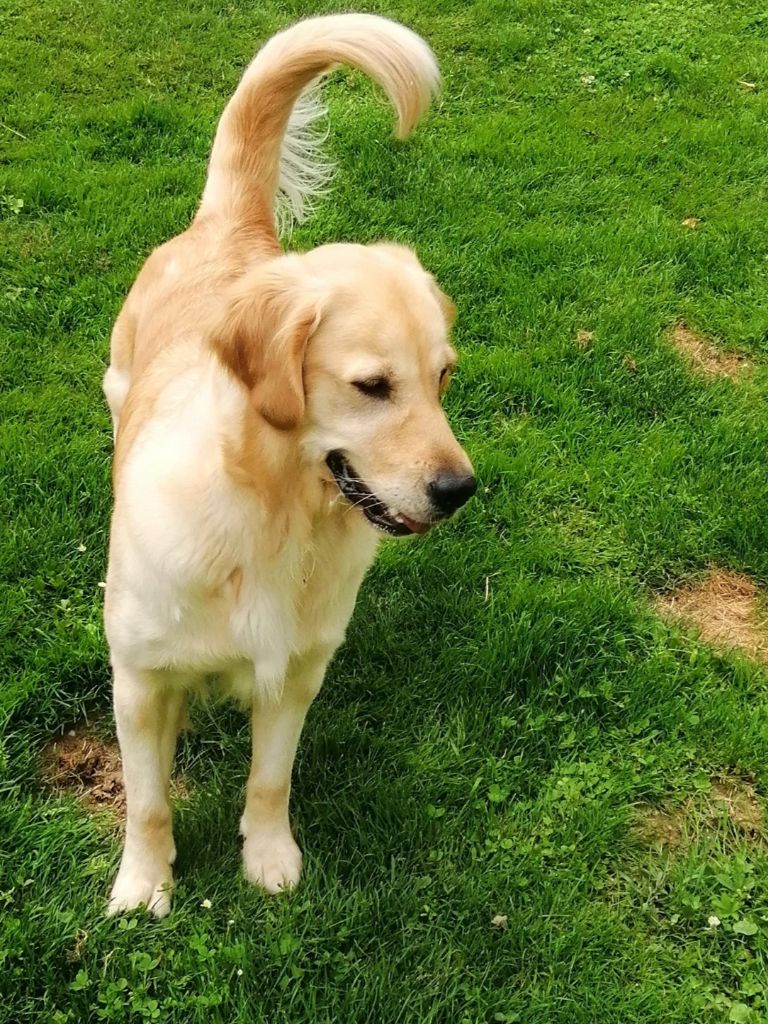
(636, 804, 689, 849)
(710, 779, 764, 834)
(655, 568, 768, 662)
(41, 720, 188, 818)
(41, 722, 125, 815)
(668, 322, 748, 378)
(635, 776, 765, 850)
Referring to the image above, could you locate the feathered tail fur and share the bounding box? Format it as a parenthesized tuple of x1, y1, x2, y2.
(197, 14, 440, 234)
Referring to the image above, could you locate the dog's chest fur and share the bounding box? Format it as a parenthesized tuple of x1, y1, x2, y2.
(105, 358, 379, 698)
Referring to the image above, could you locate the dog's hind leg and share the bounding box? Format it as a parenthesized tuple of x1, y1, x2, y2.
(107, 664, 187, 918)
(240, 644, 334, 893)
(102, 364, 130, 441)
(103, 309, 135, 440)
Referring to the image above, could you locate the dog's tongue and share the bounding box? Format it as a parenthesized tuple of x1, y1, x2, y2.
(395, 514, 431, 535)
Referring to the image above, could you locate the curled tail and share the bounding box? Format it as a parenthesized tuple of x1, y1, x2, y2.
(197, 14, 440, 233)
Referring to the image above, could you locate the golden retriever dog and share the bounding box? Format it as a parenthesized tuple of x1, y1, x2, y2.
(103, 13, 476, 916)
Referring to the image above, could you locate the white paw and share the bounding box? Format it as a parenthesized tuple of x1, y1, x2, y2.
(242, 830, 302, 894)
(107, 858, 174, 918)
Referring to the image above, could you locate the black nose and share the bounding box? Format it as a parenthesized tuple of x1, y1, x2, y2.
(427, 470, 477, 516)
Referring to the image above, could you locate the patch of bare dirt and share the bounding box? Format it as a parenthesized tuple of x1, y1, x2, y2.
(41, 723, 125, 814)
(41, 721, 188, 818)
(655, 568, 768, 662)
(635, 776, 765, 850)
(710, 779, 764, 834)
(575, 329, 593, 350)
(668, 323, 748, 379)
(635, 805, 688, 849)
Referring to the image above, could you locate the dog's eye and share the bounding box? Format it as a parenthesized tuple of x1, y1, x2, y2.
(352, 377, 391, 400)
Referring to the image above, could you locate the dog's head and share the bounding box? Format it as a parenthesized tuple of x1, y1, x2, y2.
(217, 243, 475, 536)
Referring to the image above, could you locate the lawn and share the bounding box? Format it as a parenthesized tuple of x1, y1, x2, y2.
(3, 0, 768, 1020)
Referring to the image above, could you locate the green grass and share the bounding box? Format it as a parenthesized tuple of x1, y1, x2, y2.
(3, 0, 768, 1020)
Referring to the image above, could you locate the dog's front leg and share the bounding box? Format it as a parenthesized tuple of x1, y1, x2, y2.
(241, 644, 333, 893)
(108, 664, 186, 917)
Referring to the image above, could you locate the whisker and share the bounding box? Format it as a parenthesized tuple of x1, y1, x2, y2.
(346, 493, 376, 512)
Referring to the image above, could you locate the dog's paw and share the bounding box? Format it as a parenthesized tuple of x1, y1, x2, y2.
(242, 831, 302, 894)
(107, 859, 174, 918)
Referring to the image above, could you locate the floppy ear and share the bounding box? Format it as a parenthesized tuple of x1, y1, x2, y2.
(216, 268, 322, 430)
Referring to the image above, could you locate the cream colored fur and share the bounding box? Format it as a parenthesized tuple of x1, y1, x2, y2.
(104, 13, 472, 917)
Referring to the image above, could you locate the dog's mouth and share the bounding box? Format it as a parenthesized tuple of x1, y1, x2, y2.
(325, 451, 431, 537)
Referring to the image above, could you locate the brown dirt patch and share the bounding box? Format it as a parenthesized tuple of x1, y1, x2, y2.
(635, 776, 765, 850)
(636, 804, 688, 849)
(655, 568, 768, 662)
(710, 779, 764, 834)
(668, 323, 748, 378)
(41, 721, 188, 818)
(41, 723, 125, 814)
